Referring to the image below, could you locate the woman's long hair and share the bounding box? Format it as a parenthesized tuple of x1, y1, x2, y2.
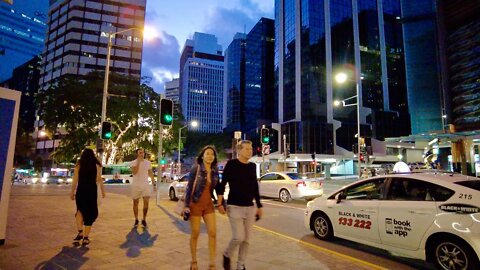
(196, 145, 218, 169)
(78, 148, 101, 183)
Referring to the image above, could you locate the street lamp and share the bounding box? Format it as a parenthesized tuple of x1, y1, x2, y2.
(335, 71, 362, 177)
(178, 121, 198, 176)
(101, 26, 156, 133)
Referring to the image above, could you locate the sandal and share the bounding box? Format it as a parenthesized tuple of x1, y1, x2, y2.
(189, 261, 198, 270)
(73, 231, 83, 241)
(82, 237, 90, 246)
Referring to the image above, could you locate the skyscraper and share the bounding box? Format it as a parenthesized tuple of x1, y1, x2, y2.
(275, 0, 409, 155)
(39, 0, 146, 89)
(165, 78, 180, 104)
(180, 32, 224, 134)
(223, 18, 275, 134)
(223, 33, 246, 132)
(0, 0, 47, 82)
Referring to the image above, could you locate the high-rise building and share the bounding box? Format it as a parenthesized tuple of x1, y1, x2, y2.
(180, 32, 224, 134)
(0, 56, 42, 134)
(436, 0, 480, 132)
(165, 78, 180, 104)
(223, 33, 246, 132)
(400, 0, 443, 134)
(0, 0, 47, 82)
(39, 0, 146, 89)
(275, 0, 409, 155)
(223, 18, 275, 134)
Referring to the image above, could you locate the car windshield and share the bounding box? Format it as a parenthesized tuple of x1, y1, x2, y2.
(455, 180, 480, 191)
(286, 173, 302, 180)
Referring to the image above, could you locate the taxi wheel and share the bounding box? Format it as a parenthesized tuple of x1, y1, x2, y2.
(429, 237, 479, 270)
(169, 188, 177, 201)
(279, 189, 291, 203)
(311, 213, 333, 240)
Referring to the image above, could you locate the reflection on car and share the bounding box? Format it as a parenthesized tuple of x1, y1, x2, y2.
(168, 172, 228, 202)
(258, 172, 323, 203)
(305, 172, 480, 270)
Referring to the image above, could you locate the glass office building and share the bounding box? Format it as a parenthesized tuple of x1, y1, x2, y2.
(0, 1, 47, 82)
(39, 0, 146, 89)
(275, 0, 410, 155)
(180, 32, 224, 134)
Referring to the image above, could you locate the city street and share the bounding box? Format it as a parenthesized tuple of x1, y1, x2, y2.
(0, 182, 432, 269)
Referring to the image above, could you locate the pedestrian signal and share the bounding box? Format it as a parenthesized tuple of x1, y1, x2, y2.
(101, 121, 112, 140)
(261, 128, 270, 144)
(160, 99, 174, 126)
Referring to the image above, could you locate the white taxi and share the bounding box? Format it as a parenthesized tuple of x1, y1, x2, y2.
(304, 172, 480, 270)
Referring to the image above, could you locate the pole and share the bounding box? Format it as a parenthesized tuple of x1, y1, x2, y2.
(157, 94, 163, 184)
(178, 126, 185, 177)
(283, 134, 287, 171)
(100, 34, 112, 163)
(356, 81, 361, 177)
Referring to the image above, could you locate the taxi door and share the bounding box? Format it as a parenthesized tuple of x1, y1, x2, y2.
(378, 178, 438, 250)
(332, 178, 385, 243)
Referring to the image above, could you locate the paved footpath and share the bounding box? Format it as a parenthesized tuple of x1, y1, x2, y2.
(1, 184, 387, 270)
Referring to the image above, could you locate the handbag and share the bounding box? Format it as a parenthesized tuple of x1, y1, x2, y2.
(173, 166, 199, 216)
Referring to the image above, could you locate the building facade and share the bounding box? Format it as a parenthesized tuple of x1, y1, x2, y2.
(39, 0, 146, 89)
(0, 0, 47, 82)
(275, 0, 410, 156)
(223, 33, 246, 132)
(165, 78, 180, 104)
(180, 32, 224, 134)
(223, 18, 275, 135)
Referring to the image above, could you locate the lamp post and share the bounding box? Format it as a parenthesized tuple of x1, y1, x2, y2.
(178, 121, 198, 177)
(335, 72, 362, 177)
(100, 27, 156, 162)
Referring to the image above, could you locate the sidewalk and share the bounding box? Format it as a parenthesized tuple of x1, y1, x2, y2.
(0, 184, 380, 270)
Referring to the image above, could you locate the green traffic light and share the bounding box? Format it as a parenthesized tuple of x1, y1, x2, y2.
(104, 132, 112, 139)
(262, 137, 269, 144)
(163, 114, 173, 124)
(160, 159, 166, 165)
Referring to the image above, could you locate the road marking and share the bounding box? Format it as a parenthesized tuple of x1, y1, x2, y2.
(261, 200, 305, 210)
(252, 225, 388, 270)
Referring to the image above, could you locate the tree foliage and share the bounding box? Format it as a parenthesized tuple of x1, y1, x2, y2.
(35, 72, 184, 164)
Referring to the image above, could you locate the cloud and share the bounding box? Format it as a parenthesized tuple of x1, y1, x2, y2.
(202, 1, 274, 50)
(141, 31, 180, 92)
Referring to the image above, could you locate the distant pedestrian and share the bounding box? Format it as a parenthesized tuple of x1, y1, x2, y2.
(216, 140, 263, 270)
(130, 148, 156, 227)
(70, 148, 105, 245)
(183, 145, 220, 270)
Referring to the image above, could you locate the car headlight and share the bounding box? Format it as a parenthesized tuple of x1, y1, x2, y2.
(31, 178, 39, 184)
(41, 178, 48, 183)
(67, 178, 73, 183)
(58, 179, 64, 183)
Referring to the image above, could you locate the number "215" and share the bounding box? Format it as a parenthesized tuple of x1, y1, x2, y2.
(459, 194, 472, 200)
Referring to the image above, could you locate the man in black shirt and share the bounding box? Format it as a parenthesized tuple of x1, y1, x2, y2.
(216, 140, 263, 270)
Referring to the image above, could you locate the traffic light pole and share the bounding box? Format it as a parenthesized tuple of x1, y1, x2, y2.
(157, 94, 163, 184)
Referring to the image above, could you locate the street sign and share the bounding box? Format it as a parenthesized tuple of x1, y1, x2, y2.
(262, 144, 270, 155)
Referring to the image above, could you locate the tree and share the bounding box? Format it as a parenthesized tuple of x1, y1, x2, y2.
(36, 72, 182, 164)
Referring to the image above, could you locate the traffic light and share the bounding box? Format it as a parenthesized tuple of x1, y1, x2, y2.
(360, 153, 365, 162)
(311, 153, 316, 160)
(101, 121, 112, 140)
(261, 128, 270, 144)
(160, 158, 167, 165)
(160, 98, 174, 126)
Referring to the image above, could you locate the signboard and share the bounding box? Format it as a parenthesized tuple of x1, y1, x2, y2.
(262, 144, 270, 155)
(0, 87, 21, 245)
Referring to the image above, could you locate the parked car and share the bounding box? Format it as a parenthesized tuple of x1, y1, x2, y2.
(305, 172, 480, 270)
(258, 172, 323, 203)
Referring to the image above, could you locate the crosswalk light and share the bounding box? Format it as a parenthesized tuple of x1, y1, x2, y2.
(261, 128, 270, 144)
(101, 121, 112, 140)
(160, 158, 166, 165)
(160, 99, 174, 126)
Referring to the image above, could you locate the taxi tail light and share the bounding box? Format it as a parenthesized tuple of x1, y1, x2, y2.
(296, 181, 306, 188)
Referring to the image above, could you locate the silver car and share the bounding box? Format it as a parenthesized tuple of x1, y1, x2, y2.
(258, 172, 323, 203)
(168, 172, 228, 201)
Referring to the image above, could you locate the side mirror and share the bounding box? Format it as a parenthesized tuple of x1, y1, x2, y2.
(336, 191, 346, 204)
